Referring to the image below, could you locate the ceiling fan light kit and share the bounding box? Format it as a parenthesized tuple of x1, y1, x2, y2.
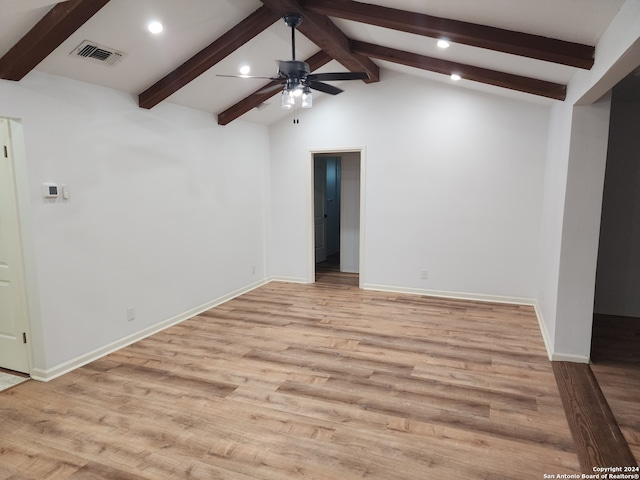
(301, 87, 312, 108)
(218, 13, 367, 122)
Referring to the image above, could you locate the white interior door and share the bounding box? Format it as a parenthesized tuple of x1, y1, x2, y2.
(314, 158, 327, 263)
(0, 119, 30, 373)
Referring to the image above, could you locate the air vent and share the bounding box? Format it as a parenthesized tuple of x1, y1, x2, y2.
(70, 40, 126, 66)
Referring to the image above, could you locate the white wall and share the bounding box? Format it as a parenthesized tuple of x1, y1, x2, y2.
(536, 0, 640, 361)
(0, 72, 269, 377)
(537, 89, 612, 364)
(269, 71, 549, 301)
(554, 97, 611, 360)
(535, 101, 572, 351)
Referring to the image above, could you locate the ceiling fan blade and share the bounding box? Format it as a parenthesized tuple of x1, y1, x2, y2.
(256, 82, 286, 94)
(309, 81, 343, 95)
(216, 74, 279, 80)
(308, 72, 369, 82)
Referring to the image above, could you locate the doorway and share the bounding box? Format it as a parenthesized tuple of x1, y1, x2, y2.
(310, 149, 363, 287)
(592, 69, 640, 364)
(0, 118, 31, 373)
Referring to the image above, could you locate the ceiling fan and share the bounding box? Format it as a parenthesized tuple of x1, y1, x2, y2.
(218, 14, 369, 112)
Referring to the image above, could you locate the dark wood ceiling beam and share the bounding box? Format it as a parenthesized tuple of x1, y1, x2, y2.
(217, 50, 332, 125)
(139, 6, 279, 110)
(351, 40, 566, 100)
(305, 0, 594, 69)
(260, 0, 379, 82)
(0, 0, 110, 81)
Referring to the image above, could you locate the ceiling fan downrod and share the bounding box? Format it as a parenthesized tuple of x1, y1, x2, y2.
(283, 14, 302, 61)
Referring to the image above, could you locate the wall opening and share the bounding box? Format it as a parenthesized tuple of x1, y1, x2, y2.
(592, 68, 640, 364)
(308, 148, 364, 287)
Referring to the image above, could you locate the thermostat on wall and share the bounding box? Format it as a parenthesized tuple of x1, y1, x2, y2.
(43, 183, 59, 198)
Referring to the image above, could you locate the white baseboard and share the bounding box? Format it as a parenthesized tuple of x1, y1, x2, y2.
(550, 352, 590, 363)
(268, 275, 310, 284)
(363, 284, 585, 362)
(30, 278, 589, 382)
(531, 302, 590, 363)
(362, 283, 536, 306)
(340, 268, 359, 274)
(30, 279, 270, 382)
(533, 302, 554, 361)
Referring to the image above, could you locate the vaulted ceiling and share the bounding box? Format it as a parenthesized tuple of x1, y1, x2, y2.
(0, 0, 625, 125)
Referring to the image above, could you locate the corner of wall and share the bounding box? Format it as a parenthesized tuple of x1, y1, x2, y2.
(533, 300, 590, 364)
(533, 301, 553, 361)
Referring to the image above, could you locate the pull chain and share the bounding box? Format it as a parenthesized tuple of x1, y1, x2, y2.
(293, 102, 299, 124)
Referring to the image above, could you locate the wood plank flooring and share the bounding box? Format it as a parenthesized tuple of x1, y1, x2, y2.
(553, 361, 636, 471)
(315, 253, 359, 287)
(0, 281, 580, 479)
(590, 314, 640, 462)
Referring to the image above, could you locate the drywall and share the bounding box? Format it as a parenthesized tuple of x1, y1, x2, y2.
(0, 72, 269, 374)
(536, 0, 640, 361)
(554, 96, 611, 360)
(537, 97, 611, 362)
(269, 71, 549, 301)
(536, 101, 572, 352)
(594, 76, 640, 317)
(340, 152, 360, 274)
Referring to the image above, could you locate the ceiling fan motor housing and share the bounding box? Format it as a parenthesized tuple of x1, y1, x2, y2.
(279, 60, 310, 78)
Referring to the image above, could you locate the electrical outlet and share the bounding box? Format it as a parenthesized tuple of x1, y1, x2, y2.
(126, 306, 135, 321)
(252, 265, 256, 275)
(421, 269, 428, 280)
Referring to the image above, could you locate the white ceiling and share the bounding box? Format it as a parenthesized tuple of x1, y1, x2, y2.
(0, 0, 626, 125)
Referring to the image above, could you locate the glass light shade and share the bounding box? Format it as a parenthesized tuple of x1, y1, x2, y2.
(281, 89, 294, 109)
(301, 89, 312, 108)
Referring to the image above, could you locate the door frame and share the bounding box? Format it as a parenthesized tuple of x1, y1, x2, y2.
(307, 146, 366, 287)
(1, 117, 36, 375)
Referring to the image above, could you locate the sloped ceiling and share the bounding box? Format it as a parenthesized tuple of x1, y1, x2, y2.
(0, 0, 626, 125)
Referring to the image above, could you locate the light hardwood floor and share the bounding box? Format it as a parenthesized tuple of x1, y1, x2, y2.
(0, 281, 580, 479)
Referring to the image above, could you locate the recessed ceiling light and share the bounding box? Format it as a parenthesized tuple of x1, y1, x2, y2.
(148, 21, 163, 34)
(437, 39, 450, 49)
(451, 73, 461, 81)
(239, 65, 251, 76)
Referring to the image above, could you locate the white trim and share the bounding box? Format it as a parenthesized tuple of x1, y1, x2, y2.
(306, 151, 315, 284)
(340, 268, 358, 274)
(530, 302, 591, 363)
(268, 275, 310, 284)
(31, 277, 585, 382)
(367, 284, 576, 361)
(307, 147, 366, 287)
(533, 302, 554, 361)
(30, 279, 269, 382)
(363, 283, 535, 306)
(550, 352, 590, 363)
(358, 148, 366, 289)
